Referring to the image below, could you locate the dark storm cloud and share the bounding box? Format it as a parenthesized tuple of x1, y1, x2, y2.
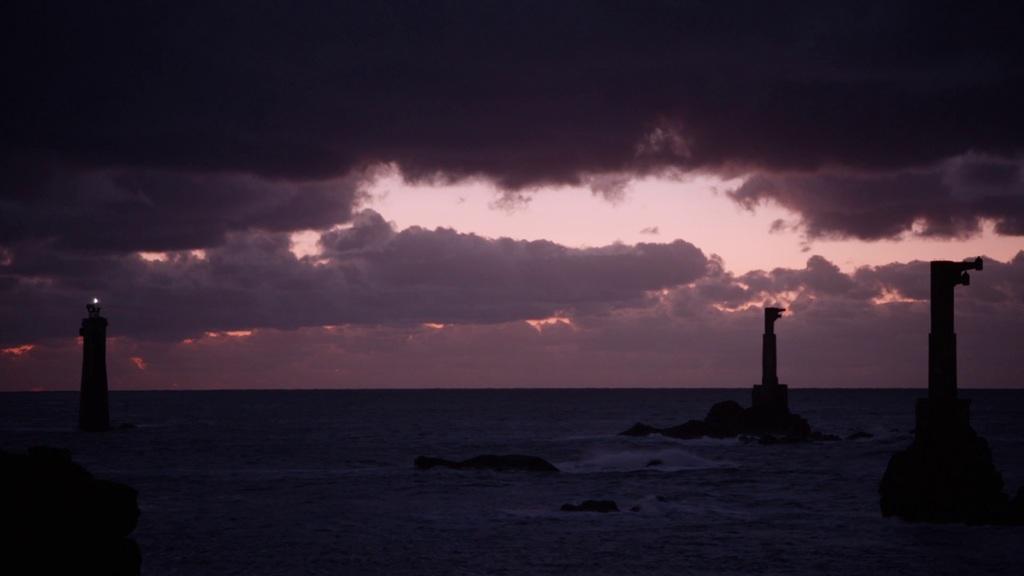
(730, 155, 1024, 240)
(687, 251, 1024, 320)
(692, 254, 873, 309)
(0, 159, 360, 252)
(323, 212, 709, 304)
(4, 1, 1024, 241)
(0, 211, 709, 344)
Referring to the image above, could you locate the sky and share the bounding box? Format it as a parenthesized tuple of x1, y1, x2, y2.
(2, 2, 1023, 390)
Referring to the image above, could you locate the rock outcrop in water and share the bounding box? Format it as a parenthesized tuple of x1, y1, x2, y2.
(621, 308, 824, 443)
(879, 422, 1013, 523)
(880, 258, 1022, 525)
(621, 398, 815, 442)
(0, 446, 141, 575)
(561, 500, 619, 513)
(415, 454, 559, 472)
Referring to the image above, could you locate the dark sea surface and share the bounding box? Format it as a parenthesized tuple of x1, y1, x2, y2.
(2, 389, 1023, 576)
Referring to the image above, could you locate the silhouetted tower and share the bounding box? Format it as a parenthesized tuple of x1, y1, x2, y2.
(79, 298, 109, 431)
(916, 258, 983, 442)
(752, 307, 789, 415)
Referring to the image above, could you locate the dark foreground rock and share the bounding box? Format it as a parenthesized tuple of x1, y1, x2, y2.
(0, 446, 141, 575)
(415, 454, 559, 472)
(880, 413, 1022, 525)
(561, 500, 619, 513)
(621, 400, 817, 443)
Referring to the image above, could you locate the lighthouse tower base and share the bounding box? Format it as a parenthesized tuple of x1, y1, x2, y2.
(879, 401, 1012, 523)
(751, 383, 789, 417)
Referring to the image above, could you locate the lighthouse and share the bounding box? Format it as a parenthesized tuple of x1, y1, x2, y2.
(79, 298, 109, 431)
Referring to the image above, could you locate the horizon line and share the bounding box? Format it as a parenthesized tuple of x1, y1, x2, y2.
(5, 386, 1024, 393)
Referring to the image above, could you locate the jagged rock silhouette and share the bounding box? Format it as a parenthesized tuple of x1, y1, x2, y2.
(0, 446, 141, 575)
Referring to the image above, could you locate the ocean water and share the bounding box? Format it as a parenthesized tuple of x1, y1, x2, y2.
(1, 389, 1023, 576)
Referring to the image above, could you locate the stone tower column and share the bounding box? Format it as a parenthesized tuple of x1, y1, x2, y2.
(761, 307, 784, 387)
(752, 307, 789, 415)
(79, 299, 109, 431)
(915, 258, 982, 443)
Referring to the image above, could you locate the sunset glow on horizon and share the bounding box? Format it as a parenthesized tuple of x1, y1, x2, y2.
(361, 172, 1024, 275)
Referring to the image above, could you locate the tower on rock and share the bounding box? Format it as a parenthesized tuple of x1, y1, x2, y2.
(79, 299, 109, 432)
(880, 257, 1022, 524)
(752, 307, 789, 417)
(620, 306, 814, 441)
